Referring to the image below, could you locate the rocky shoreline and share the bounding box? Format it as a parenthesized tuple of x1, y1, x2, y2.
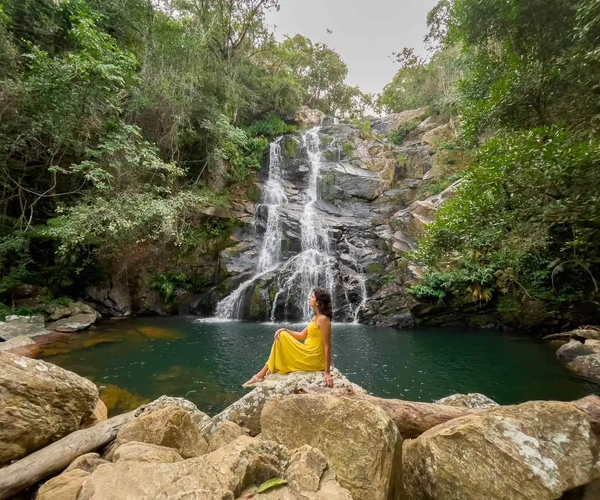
(1, 351, 599, 499)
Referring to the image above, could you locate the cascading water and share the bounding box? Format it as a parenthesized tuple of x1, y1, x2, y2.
(215, 126, 368, 322)
(214, 139, 286, 319)
(343, 238, 369, 324)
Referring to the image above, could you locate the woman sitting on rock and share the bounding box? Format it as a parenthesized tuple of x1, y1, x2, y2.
(243, 287, 334, 388)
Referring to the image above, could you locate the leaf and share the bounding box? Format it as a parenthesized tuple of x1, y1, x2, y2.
(256, 477, 288, 494)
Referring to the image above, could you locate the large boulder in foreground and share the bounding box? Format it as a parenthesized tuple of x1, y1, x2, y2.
(134, 395, 212, 435)
(78, 436, 289, 500)
(115, 406, 208, 458)
(210, 368, 365, 436)
(261, 393, 402, 500)
(0, 351, 98, 466)
(70, 436, 350, 500)
(403, 401, 599, 499)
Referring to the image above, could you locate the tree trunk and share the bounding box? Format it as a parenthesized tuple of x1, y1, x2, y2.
(0, 411, 134, 500)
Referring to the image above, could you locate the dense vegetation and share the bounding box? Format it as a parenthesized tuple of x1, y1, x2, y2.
(0, 0, 368, 305)
(402, 0, 600, 326)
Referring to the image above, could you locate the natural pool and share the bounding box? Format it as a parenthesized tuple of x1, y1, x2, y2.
(39, 316, 598, 416)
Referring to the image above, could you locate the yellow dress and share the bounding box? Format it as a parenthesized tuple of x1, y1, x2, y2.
(266, 320, 326, 374)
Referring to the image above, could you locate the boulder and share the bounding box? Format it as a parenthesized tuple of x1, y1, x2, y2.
(543, 327, 600, 342)
(115, 406, 208, 458)
(435, 393, 499, 409)
(64, 453, 109, 474)
(372, 107, 428, 136)
(422, 122, 454, 147)
(36, 469, 90, 500)
(403, 401, 599, 499)
(46, 313, 97, 333)
(261, 394, 402, 500)
(254, 455, 353, 500)
(208, 421, 247, 452)
(296, 106, 325, 128)
(557, 339, 600, 361)
(82, 400, 108, 428)
(77, 436, 289, 500)
(210, 368, 365, 435)
(567, 354, 600, 383)
(320, 162, 388, 202)
(0, 315, 47, 341)
(113, 441, 184, 464)
(285, 445, 327, 493)
(0, 352, 99, 466)
(0, 335, 41, 358)
(134, 395, 212, 435)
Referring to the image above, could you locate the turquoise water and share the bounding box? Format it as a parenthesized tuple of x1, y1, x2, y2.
(39, 317, 598, 416)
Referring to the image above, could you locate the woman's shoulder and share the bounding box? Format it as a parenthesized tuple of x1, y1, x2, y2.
(316, 315, 331, 327)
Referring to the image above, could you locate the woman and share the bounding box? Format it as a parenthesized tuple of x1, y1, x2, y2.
(243, 287, 334, 388)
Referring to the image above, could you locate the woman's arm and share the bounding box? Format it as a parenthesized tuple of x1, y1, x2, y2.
(275, 326, 308, 341)
(318, 316, 333, 387)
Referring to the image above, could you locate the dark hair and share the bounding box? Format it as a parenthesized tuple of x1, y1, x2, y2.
(313, 287, 333, 320)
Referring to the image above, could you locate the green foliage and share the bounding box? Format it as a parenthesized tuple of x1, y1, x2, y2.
(378, 45, 463, 116)
(415, 127, 600, 305)
(387, 121, 420, 146)
(276, 34, 372, 118)
(245, 118, 296, 139)
(256, 477, 288, 494)
(447, 0, 600, 141)
(341, 141, 355, 157)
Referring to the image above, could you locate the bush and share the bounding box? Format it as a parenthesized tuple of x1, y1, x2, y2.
(413, 126, 600, 306)
(388, 121, 420, 146)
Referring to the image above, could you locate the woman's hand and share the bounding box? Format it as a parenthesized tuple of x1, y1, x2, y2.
(274, 329, 285, 340)
(324, 372, 333, 388)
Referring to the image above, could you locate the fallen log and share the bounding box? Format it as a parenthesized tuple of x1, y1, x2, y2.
(296, 388, 600, 441)
(296, 387, 480, 438)
(0, 411, 134, 500)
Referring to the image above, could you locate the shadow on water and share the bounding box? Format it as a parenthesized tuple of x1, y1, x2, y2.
(39, 316, 599, 416)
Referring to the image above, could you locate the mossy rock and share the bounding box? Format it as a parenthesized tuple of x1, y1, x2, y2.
(281, 137, 300, 160)
(322, 149, 339, 162)
(320, 136, 334, 148)
(365, 263, 385, 274)
(250, 285, 267, 319)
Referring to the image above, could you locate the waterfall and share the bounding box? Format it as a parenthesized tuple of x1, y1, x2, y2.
(343, 238, 369, 324)
(215, 126, 368, 323)
(215, 139, 286, 319)
(270, 128, 336, 321)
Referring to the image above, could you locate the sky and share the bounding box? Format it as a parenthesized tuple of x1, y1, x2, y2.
(265, 0, 440, 96)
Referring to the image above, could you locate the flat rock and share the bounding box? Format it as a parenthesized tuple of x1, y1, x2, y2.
(0, 315, 48, 341)
(0, 351, 98, 466)
(210, 368, 365, 436)
(403, 400, 599, 499)
(435, 393, 499, 409)
(0, 335, 41, 358)
(46, 313, 97, 333)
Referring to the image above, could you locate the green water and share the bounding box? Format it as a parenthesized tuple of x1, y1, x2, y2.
(39, 317, 598, 416)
